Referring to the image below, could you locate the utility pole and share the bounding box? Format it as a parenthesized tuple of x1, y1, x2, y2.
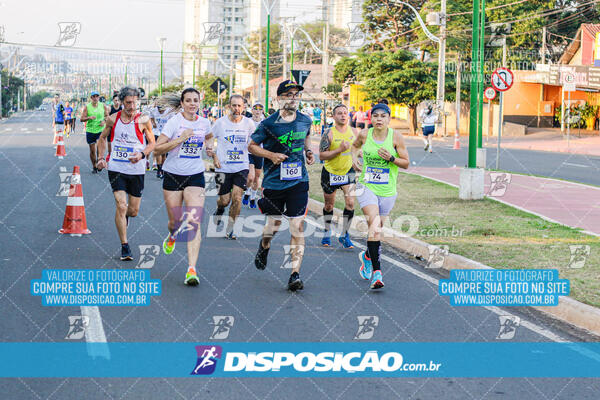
(467, 0, 481, 168)
(496, 38, 507, 170)
(436, 0, 447, 136)
(258, 28, 263, 104)
(455, 54, 461, 136)
(229, 22, 235, 97)
(323, 0, 330, 90)
(476, 0, 485, 149)
(541, 26, 547, 65)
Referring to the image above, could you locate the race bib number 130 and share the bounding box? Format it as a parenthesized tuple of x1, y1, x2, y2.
(280, 162, 302, 180)
(112, 146, 133, 162)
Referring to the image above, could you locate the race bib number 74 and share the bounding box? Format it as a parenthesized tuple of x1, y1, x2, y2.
(365, 166, 389, 184)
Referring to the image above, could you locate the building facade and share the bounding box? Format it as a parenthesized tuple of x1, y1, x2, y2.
(183, 0, 279, 83)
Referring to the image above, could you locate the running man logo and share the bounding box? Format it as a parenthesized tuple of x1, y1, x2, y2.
(171, 206, 204, 242)
(488, 172, 512, 197)
(426, 245, 449, 268)
(201, 23, 225, 46)
(136, 245, 160, 269)
(56, 172, 71, 197)
(55, 22, 81, 47)
(191, 345, 222, 375)
(354, 316, 379, 340)
(568, 245, 591, 269)
(204, 172, 219, 197)
(65, 316, 89, 340)
(209, 316, 235, 340)
(347, 23, 366, 48)
(496, 315, 520, 340)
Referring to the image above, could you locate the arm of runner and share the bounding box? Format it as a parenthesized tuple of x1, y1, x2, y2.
(95, 115, 115, 170)
(351, 129, 366, 172)
(128, 116, 155, 164)
(154, 126, 193, 155)
(318, 128, 347, 161)
(205, 132, 221, 169)
(248, 140, 287, 165)
(80, 106, 94, 122)
(304, 133, 315, 165)
(392, 132, 410, 169)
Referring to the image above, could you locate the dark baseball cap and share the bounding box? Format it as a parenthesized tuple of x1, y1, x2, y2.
(371, 103, 391, 115)
(277, 80, 304, 96)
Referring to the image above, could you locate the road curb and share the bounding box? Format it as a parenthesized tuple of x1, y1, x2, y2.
(307, 198, 600, 337)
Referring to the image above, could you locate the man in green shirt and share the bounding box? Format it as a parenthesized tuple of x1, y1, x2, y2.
(80, 91, 109, 173)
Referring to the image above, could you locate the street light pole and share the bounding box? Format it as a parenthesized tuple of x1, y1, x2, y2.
(468, 0, 481, 168)
(476, 0, 486, 149)
(157, 37, 167, 96)
(436, 0, 447, 134)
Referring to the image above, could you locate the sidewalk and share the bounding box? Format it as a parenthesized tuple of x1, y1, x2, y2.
(399, 125, 600, 157)
(408, 166, 600, 236)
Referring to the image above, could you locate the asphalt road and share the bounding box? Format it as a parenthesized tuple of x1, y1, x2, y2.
(1, 111, 599, 399)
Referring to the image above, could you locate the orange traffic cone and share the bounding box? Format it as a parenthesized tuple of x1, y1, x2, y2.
(53, 125, 62, 146)
(453, 132, 461, 150)
(59, 166, 91, 235)
(55, 132, 66, 159)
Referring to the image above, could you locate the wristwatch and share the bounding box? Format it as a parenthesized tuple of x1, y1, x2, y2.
(141, 152, 146, 159)
(389, 155, 395, 163)
(305, 149, 313, 155)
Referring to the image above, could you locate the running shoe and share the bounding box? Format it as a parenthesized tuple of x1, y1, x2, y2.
(226, 231, 237, 240)
(358, 251, 372, 280)
(184, 271, 200, 286)
(163, 233, 176, 255)
(288, 271, 304, 291)
(321, 235, 331, 247)
(92, 168, 98, 174)
(120, 243, 133, 261)
(152, 164, 158, 171)
(146, 161, 150, 171)
(338, 232, 354, 249)
(242, 194, 250, 206)
(370, 270, 384, 289)
(255, 242, 269, 270)
(424, 143, 429, 151)
(249, 199, 257, 209)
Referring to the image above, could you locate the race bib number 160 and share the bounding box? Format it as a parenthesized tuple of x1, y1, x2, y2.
(280, 162, 302, 180)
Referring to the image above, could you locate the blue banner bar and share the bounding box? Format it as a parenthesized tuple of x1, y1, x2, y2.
(2, 342, 600, 377)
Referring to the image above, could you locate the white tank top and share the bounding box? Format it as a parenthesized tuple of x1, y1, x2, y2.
(108, 111, 147, 175)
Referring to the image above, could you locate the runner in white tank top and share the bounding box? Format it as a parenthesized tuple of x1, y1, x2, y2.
(154, 88, 214, 286)
(209, 94, 255, 240)
(96, 86, 156, 262)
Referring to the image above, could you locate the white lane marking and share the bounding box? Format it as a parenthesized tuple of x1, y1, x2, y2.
(563, 162, 589, 168)
(81, 306, 110, 359)
(37, 128, 43, 131)
(4, 128, 10, 131)
(305, 218, 567, 342)
(20, 128, 28, 131)
(59, 167, 67, 172)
